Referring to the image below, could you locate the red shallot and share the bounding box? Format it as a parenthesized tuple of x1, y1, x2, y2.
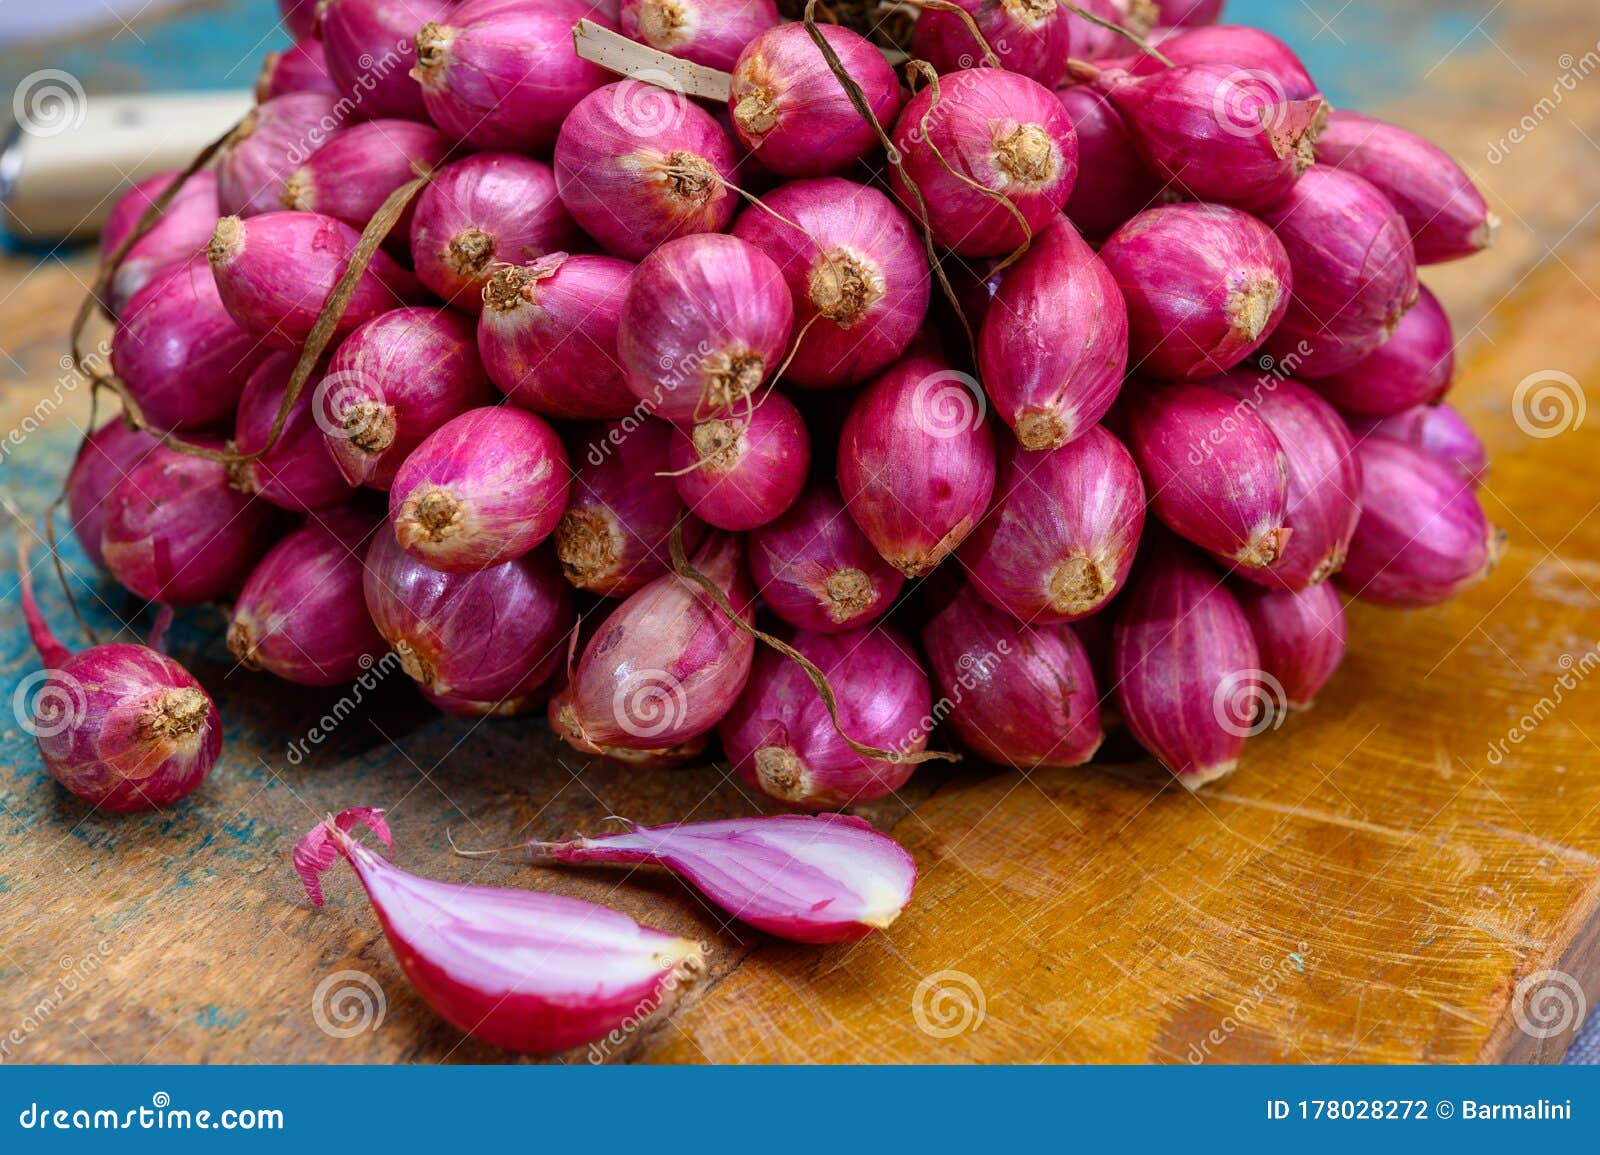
(667, 391, 810, 531)
(257, 38, 336, 102)
(912, 0, 1074, 86)
(216, 93, 340, 218)
(1348, 402, 1486, 488)
(279, 118, 451, 234)
(233, 353, 360, 512)
(319, 0, 448, 122)
(1053, 85, 1166, 244)
(101, 170, 220, 318)
(621, 0, 780, 71)
(66, 418, 160, 570)
(1116, 24, 1320, 109)
(1310, 285, 1454, 417)
(1233, 579, 1346, 711)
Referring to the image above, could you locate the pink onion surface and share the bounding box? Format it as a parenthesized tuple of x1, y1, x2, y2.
(1153, 0, 1224, 25)
(1348, 402, 1486, 488)
(320, 0, 448, 121)
(67, 419, 161, 570)
(912, 0, 1073, 85)
(620, 0, 780, 71)
(233, 353, 358, 512)
(279, 0, 317, 39)
(668, 392, 810, 531)
(1311, 285, 1454, 417)
(1233, 579, 1346, 711)
(257, 38, 336, 102)
(101, 170, 220, 317)
(1117, 24, 1319, 107)
(1054, 85, 1167, 244)
(280, 118, 451, 235)
(216, 93, 340, 218)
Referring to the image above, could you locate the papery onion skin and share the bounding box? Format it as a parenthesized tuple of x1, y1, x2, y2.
(364, 532, 575, 716)
(621, 0, 780, 71)
(526, 814, 916, 943)
(1310, 285, 1454, 417)
(228, 509, 386, 686)
(296, 809, 703, 1054)
(1101, 62, 1321, 212)
(279, 118, 451, 236)
(321, 306, 494, 491)
(959, 426, 1146, 624)
(257, 38, 336, 102)
(233, 353, 360, 512)
(112, 256, 259, 434)
(554, 83, 738, 260)
(478, 254, 638, 420)
(206, 212, 421, 350)
(921, 582, 1103, 769)
(721, 627, 930, 809)
(729, 24, 902, 177)
(1259, 167, 1420, 379)
(556, 419, 706, 597)
(890, 68, 1078, 258)
(1203, 373, 1362, 590)
(1336, 437, 1501, 608)
(216, 93, 340, 218)
(978, 218, 1127, 450)
(389, 406, 570, 573)
(1054, 85, 1167, 244)
(1100, 203, 1291, 380)
(668, 392, 810, 531)
(547, 685, 711, 768)
(1234, 579, 1346, 711)
(558, 532, 755, 754)
(413, 0, 612, 152)
(748, 482, 904, 634)
(838, 352, 997, 577)
(320, 0, 449, 122)
(617, 234, 794, 423)
(1348, 402, 1486, 488)
(1122, 380, 1291, 570)
(411, 154, 584, 313)
(101, 170, 220, 318)
(67, 418, 161, 570)
(1317, 110, 1498, 264)
(911, 0, 1074, 86)
(1111, 540, 1261, 787)
(101, 445, 280, 605)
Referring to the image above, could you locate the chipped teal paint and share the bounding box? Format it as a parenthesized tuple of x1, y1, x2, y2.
(195, 1005, 246, 1031)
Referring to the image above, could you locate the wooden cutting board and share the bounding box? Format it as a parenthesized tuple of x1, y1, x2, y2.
(2, 0, 1599, 1063)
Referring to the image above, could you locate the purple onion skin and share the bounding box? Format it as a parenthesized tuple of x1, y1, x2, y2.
(364, 532, 576, 716)
(257, 38, 336, 102)
(668, 391, 810, 531)
(558, 532, 755, 754)
(978, 218, 1128, 450)
(228, 510, 387, 686)
(101, 170, 220, 318)
(554, 83, 738, 260)
(216, 93, 340, 218)
(1336, 437, 1500, 608)
(1101, 204, 1292, 380)
(729, 24, 901, 178)
(721, 627, 930, 809)
(1203, 373, 1362, 591)
(232, 353, 358, 512)
(206, 212, 422, 350)
(414, 0, 612, 152)
(1259, 168, 1420, 379)
(280, 119, 451, 237)
(280, 0, 317, 38)
(730, 178, 929, 390)
(1054, 86, 1167, 244)
(321, 306, 494, 491)
(1234, 580, 1346, 711)
(1111, 542, 1261, 787)
(1154, 0, 1225, 25)
(748, 482, 904, 634)
(959, 427, 1146, 624)
(1317, 110, 1497, 264)
(66, 419, 161, 570)
(1103, 62, 1321, 212)
(1311, 285, 1454, 417)
(547, 685, 711, 768)
(921, 582, 1103, 770)
(620, 0, 779, 71)
(556, 419, 706, 597)
(478, 254, 638, 420)
(1348, 402, 1487, 488)
(911, 0, 1073, 86)
(410, 154, 584, 313)
(838, 352, 997, 577)
(1118, 25, 1319, 105)
(890, 69, 1078, 258)
(101, 446, 280, 605)
(321, 0, 449, 121)
(1123, 380, 1291, 570)
(617, 234, 795, 423)
(389, 406, 571, 573)
(112, 256, 259, 434)
(1068, 0, 1155, 57)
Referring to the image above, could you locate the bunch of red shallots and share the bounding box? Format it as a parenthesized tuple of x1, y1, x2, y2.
(33, 0, 1502, 1051)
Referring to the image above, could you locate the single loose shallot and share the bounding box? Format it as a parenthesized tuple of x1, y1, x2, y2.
(1233, 579, 1347, 711)
(295, 808, 703, 1054)
(912, 0, 1073, 86)
(1348, 403, 1487, 488)
(389, 406, 570, 573)
(620, 0, 780, 70)
(66, 418, 160, 570)
(1311, 285, 1454, 417)
(486, 814, 916, 943)
(667, 391, 810, 532)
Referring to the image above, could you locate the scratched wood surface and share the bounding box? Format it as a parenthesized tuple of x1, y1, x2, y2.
(3, 1, 1600, 1064)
